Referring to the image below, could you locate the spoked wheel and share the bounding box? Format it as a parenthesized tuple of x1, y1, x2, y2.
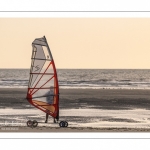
(64, 121, 68, 127)
(59, 121, 65, 127)
(59, 121, 68, 127)
(27, 120, 33, 127)
(33, 120, 38, 127)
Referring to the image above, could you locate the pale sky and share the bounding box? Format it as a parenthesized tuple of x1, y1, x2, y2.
(0, 18, 150, 69)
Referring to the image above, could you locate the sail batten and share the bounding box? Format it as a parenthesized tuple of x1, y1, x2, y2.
(28, 94, 59, 99)
(31, 58, 51, 61)
(26, 36, 59, 120)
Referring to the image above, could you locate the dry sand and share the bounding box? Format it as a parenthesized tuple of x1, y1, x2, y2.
(0, 88, 150, 132)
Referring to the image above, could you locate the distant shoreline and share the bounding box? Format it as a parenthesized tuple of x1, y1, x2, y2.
(2, 86, 150, 90)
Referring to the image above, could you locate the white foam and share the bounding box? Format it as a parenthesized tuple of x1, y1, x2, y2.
(0, 108, 150, 129)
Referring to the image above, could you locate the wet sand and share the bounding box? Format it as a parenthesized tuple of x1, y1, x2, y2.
(0, 88, 150, 132)
(1, 88, 150, 110)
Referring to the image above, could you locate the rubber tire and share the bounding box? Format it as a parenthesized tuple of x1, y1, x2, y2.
(33, 120, 38, 127)
(59, 121, 65, 127)
(27, 120, 33, 127)
(64, 121, 68, 127)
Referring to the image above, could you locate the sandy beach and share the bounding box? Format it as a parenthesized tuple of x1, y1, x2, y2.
(0, 88, 150, 132)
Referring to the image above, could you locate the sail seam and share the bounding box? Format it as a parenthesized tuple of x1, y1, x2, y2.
(31, 58, 51, 61)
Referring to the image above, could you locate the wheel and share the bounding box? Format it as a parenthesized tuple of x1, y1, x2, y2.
(33, 120, 38, 127)
(64, 121, 68, 127)
(59, 121, 65, 127)
(27, 120, 33, 127)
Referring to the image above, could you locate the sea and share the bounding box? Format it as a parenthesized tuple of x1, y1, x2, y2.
(0, 69, 150, 89)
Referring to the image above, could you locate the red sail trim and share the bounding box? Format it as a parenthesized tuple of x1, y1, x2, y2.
(29, 101, 57, 117)
(30, 61, 52, 94)
(33, 100, 58, 117)
(52, 61, 59, 100)
(50, 60, 59, 118)
(26, 95, 58, 118)
(31, 75, 54, 95)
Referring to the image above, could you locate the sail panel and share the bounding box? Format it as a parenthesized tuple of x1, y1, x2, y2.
(34, 45, 46, 59)
(29, 59, 46, 88)
(38, 61, 54, 74)
(33, 100, 55, 113)
(30, 74, 54, 89)
(32, 39, 47, 46)
(42, 46, 52, 60)
(32, 96, 54, 104)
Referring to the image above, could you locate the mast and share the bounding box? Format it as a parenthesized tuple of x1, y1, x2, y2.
(43, 35, 59, 120)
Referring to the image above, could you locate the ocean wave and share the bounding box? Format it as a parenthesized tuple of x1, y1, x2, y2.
(1, 79, 28, 82)
(1, 69, 150, 89)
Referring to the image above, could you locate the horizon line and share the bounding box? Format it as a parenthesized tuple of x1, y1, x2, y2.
(1, 68, 150, 70)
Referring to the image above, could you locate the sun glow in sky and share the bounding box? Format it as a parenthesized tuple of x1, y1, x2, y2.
(0, 18, 150, 69)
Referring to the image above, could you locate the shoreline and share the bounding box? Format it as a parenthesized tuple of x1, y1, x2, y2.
(0, 88, 150, 132)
